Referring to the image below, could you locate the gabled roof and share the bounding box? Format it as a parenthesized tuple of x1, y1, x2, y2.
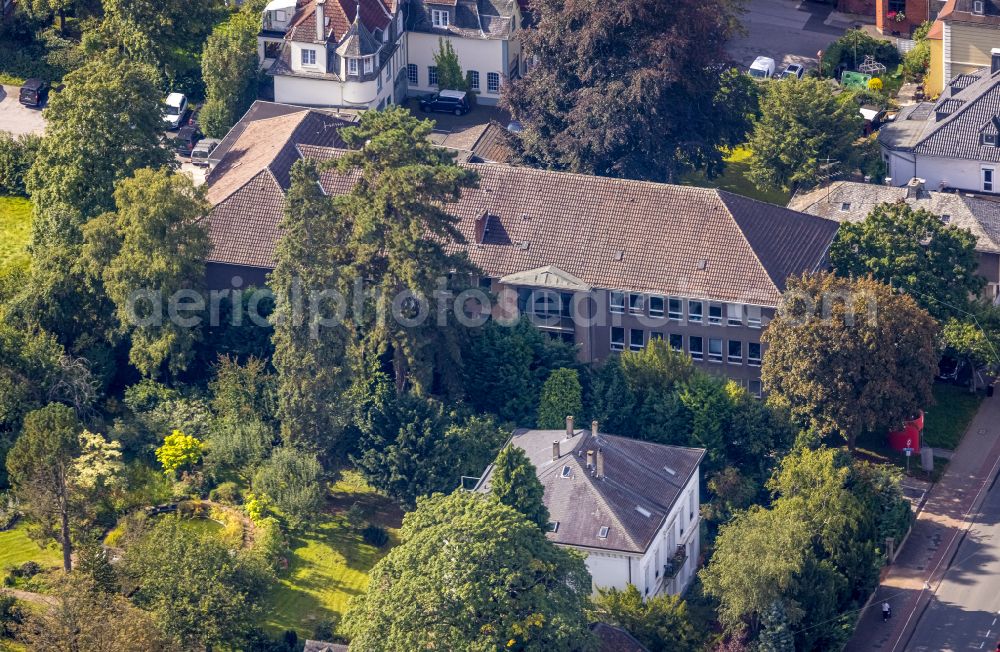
(589, 623, 649, 652)
(939, 0, 1000, 24)
(500, 265, 591, 291)
(407, 0, 516, 39)
(475, 428, 705, 554)
(335, 14, 381, 56)
(287, 0, 391, 44)
(788, 180, 1000, 254)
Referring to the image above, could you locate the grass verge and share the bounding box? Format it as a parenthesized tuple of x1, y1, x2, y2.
(0, 196, 31, 272)
(0, 522, 62, 573)
(923, 383, 983, 450)
(679, 147, 792, 206)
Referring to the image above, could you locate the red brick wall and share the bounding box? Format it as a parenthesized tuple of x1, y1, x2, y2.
(876, 0, 928, 35)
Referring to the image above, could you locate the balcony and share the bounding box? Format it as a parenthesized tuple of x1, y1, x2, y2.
(662, 544, 688, 579)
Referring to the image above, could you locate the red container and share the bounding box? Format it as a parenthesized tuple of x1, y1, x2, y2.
(887, 411, 923, 452)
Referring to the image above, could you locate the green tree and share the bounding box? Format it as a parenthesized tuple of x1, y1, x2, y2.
(121, 517, 272, 649)
(251, 445, 324, 528)
(820, 28, 901, 78)
(0, 325, 64, 435)
(503, 0, 754, 182)
(154, 430, 204, 476)
(0, 132, 41, 196)
(943, 317, 997, 391)
(210, 355, 278, 424)
(200, 8, 261, 137)
(343, 491, 595, 651)
(80, 168, 211, 378)
(270, 159, 353, 453)
(829, 201, 984, 319)
(537, 367, 583, 429)
(433, 37, 468, 91)
(747, 77, 863, 192)
(5, 403, 81, 571)
(490, 445, 549, 530)
(756, 601, 795, 652)
(762, 274, 938, 450)
(595, 584, 704, 652)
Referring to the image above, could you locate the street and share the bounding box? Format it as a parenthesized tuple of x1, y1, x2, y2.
(0, 85, 46, 136)
(727, 0, 849, 71)
(907, 474, 1000, 652)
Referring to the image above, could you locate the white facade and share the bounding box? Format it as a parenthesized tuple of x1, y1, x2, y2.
(404, 32, 521, 105)
(571, 466, 702, 598)
(883, 147, 999, 194)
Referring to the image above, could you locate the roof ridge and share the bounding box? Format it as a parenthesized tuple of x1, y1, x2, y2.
(468, 160, 721, 196)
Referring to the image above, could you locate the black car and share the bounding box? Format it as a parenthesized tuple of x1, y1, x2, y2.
(419, 90, 472, 116)
(19, 79, 48, 107)
(171, 125, 203, 156)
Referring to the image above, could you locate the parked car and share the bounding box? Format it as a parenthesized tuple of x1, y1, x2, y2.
(163, 92, 188, 130)
(419, 89, 472, 116)
(779, 63, 804, 79)
(172, 125, 203, 157)
(18, 79, 48, 107)
(190, 138, 220, 167)
(748, 56, 776, 80)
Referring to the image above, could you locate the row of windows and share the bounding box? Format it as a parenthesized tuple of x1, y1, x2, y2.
(609, 292, 763, 328)
(300, 49, 377, 77)
(408, 64, 501, 93)
(609, 328, 762, 365)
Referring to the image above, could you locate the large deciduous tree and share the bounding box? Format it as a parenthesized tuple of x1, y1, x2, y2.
(200, 8, 261, 137)
(502, 0, 754, 182)
(829, 201, 984, 319)
(81, 168, 211, 377)
(595, 584, 704, 652)
(490, 444, 549, 531)
(5, 403, 81, 571)
(761, 274, 938, 450)
(343, 491, 595, 651)
(747, 77, 863, 192)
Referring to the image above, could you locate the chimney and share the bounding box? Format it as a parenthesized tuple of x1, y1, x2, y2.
(315, 0, 326, 42)
(906, 177, 925, 199)
(552, 440, 560, 461)
(565, 415, 574, 437)
(992, 48, 1000, 75)
(591, 420, 599, 437)
(586, 449, 595, 469)
(596, 448, 605, 479)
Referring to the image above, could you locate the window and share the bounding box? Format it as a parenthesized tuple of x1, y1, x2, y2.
(649, 296, 664, 317)
(630, 329, 644, 351)
(598, 526, 609, 539)
(984, 134, 997, 146)
(487, 72, 500, 93)
(689, 336, 703, 360)
(431, 8, 449, 26)
(549, 521, 559, 532)
(560, 465, 571, 478)
(839, 202, 851, 212)
(364, 57, 374, 74)
(728, 340, 742, 364)
(629, 294, 644, 315)
(727, 304, 743, 326)
(748, 342, 762, 366)
(467, 70, 480, 90)
(348, 58, 359, 75)
(301, 48, 317, 66)
(984, 167, 994, 192)
(385, 59, 392, 81)
(610, 291, 625, 314)
(747, 305, 762, 328)
(669, 333, 683, 351)
(749, 380, 762, 397)
(407, 63, 418, 85)
(611, 327, 625, 352)
(376, 70, 382, 91)
(708, 338, 723, 362)
(974, 0, 985, 13)
(668, 298, 682, 320)
(428, 66, 438, 86)
(708, 304, 723, 325)
(649, 332, 664, 342)
(688, 300, 703, 323)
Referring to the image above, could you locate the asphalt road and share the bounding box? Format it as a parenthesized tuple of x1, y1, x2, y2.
(906, 474, 1000, 652)
(727, 0, 848, 71)
(0, 85, 46, 136)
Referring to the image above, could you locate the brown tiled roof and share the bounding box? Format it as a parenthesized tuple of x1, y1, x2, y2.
(287, 0, 391, 44)
(475, 428, 705, 554)
(589, 623, 649, 652)
(469, 121, 513, 164)
(207, 142, 839, 305)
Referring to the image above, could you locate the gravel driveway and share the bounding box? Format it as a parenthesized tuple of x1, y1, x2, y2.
(0, 85, 46, 137)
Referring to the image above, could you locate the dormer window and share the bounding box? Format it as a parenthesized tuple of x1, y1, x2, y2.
(974, 0, 985, 14)
(301, 48, 316, 66)
(984, 133, 997, 145)
(432, 9, 449, 27)
(347, 58, 358, 75)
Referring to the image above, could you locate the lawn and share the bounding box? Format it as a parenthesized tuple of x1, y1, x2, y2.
(923, 383, 983, 450)
(0, 522, 62, 573)
(679, 147, 792, 206)
(0, 196, 31, 272)
(260, 471, 402, 638)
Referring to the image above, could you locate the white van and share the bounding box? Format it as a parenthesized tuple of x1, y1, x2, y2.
(748, 56, 776, 80)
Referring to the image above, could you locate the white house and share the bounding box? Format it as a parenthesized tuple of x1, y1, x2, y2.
(259, 0, 408, 109)
(475, 418, 705, 598)
(404, 0, 523, 105)
(880, 53, 1000, 194)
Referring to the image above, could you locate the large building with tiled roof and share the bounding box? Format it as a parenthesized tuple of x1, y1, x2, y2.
(474, 418, 705, 598)
(204, 103, 840, 388)
(879, 58, 1000, 194)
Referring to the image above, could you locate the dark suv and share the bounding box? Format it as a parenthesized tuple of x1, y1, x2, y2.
(419, 90, 472, 116)
(19, 79, 48, 107)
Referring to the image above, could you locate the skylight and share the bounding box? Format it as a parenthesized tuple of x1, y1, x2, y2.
(840, 202, 851, 211)
(635, 506, 652, 518)
(598, 526, 609, 539)
(663, 466, 677, 476)
(549, 521, 559, 533)
(561, 465, 572, 478)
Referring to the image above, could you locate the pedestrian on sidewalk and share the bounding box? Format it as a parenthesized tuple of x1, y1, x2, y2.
(882, 602, 891, 622)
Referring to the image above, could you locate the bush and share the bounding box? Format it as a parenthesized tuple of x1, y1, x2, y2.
(11, 561, 40, 579)
(0, 492, 19, 531)
(822, 29, 900, 78)
(903, 39, 930, 82)
(361, 525, 389, 547)
(249, 515, 287, 568)
(0, 132, 41, 196)
(209, 481, 242, 505)
(209, 505, 245, 549)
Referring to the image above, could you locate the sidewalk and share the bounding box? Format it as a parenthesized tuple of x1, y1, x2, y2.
(845, 392, 1000, 651)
